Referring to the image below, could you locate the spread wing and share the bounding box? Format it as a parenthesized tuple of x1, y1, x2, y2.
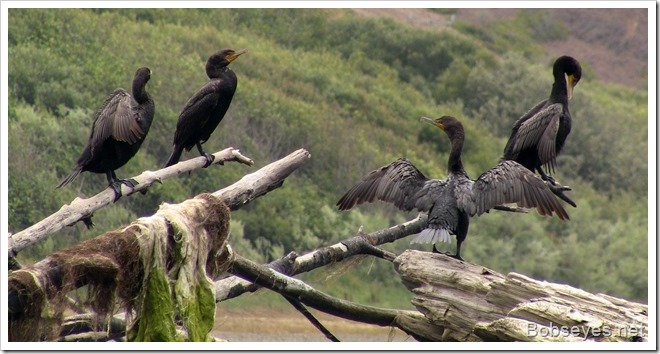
(510, 103, 563, 172)
(337, 158, 447, 212)
(465, 160, 569, 220)
(173, 81, 221, 145)
(90, 89, 144, 154)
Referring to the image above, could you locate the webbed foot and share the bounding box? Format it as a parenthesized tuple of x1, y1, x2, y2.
(109, 178, 137, 202)
(548, 183, 577, 208)
(432, 245, 464, 261)
(82, 215, 95, 229)
(202, 153, 215, 168)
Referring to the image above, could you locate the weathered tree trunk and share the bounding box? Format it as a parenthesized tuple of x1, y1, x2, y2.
(394, 250, 648, 342)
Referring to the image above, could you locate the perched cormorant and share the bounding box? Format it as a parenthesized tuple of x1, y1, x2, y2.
(502, 55, 582, 206)
(337, 116, 569, 260)
(57, 67, 155, 202)
(164, 48, 247, 168)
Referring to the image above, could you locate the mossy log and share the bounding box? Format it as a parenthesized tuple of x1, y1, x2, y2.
(8, 194, 231, 342)
(394, 250, 648, 342)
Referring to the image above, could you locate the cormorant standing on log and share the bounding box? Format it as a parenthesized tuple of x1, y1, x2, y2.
(164, 48, 247, 168)
(502, 55, 582, 207)
(337, 116, 569, 260)
(57, 67, 155, 202)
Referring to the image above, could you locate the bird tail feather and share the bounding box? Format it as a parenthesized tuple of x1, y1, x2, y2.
(164, 146, 183, 168)
(56, 166, 83, 189)
(410, 228, 452, 244)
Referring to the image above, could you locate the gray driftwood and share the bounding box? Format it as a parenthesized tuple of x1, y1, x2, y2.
(394, 250, 648, 342)
(214, 215, 427, 302)
(8, 147, 254, 258)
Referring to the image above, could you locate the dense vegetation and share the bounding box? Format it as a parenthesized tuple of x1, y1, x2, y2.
(8, 9, 648, 306)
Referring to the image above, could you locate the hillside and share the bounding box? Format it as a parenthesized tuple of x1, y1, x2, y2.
(7, 8, 649, 309)
(355, 8, 648, 88)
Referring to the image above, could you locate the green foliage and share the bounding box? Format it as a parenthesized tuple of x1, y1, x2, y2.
(8, 8, 648, 309)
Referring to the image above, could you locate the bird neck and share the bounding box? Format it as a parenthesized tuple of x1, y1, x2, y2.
(207, 66, 230, 79)
(447, 134, 466, 175)
(549, 75, 569, 105)
(132, 81, 151, 104)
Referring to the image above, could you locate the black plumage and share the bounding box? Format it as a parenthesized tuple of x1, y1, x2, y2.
(337, 116, 569, 261)
(502, 56, 582, 206)
(164, 48, 247, 168)
(57, 67, 155, 202)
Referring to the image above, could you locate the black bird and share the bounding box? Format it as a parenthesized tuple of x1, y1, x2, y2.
(57, 67, 155, 202)
(164, 48, 247, 168)
(502, 55, 582, 206)
(337, 116, 569, 261)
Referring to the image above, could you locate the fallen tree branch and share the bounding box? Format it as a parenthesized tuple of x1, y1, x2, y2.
(214, 215, 426, 302)
(282, 295, 340, 342)
(229, 250, 445, 341)
(394, 250, 649, 342)
(8, 147, 254, 258)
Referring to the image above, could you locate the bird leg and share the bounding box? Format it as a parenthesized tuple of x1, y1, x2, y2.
(196, 142, 215, 168)
(106, 171, 138, 202)
(536, 167, 557, 186)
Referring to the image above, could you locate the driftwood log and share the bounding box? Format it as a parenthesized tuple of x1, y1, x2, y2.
(8, 147, 254, 259)
(395, 250, 648, 342)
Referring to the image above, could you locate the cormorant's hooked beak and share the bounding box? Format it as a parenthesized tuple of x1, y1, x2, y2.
(421, 116, 444, 130)
(227, 49, 248, 63)
(565, 73, 576, 100)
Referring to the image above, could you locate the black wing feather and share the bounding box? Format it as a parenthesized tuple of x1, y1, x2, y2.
(90, 89, 144, 154)
(468, 160, 568, 220)
(510, 104, 562, 168)
(173, 81, 221, 146)
(337, 158, 444, 212)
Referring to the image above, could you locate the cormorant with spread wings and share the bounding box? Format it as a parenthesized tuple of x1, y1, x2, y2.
(337, 115, 569, 260)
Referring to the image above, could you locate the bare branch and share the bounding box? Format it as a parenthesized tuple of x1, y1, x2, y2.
(213, 148, 311, 211)
(8, 147, 254, 258)
(229, 250, 445, 341)
(215, 215, 426, 302)
(282, 295, 340, 342)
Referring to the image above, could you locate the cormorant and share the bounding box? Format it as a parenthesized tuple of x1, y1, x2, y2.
(57, 67, 155, 202)
(502, 55, 582, 207)
(164, 48, 247, 168)
(337, 116, 569, 261)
